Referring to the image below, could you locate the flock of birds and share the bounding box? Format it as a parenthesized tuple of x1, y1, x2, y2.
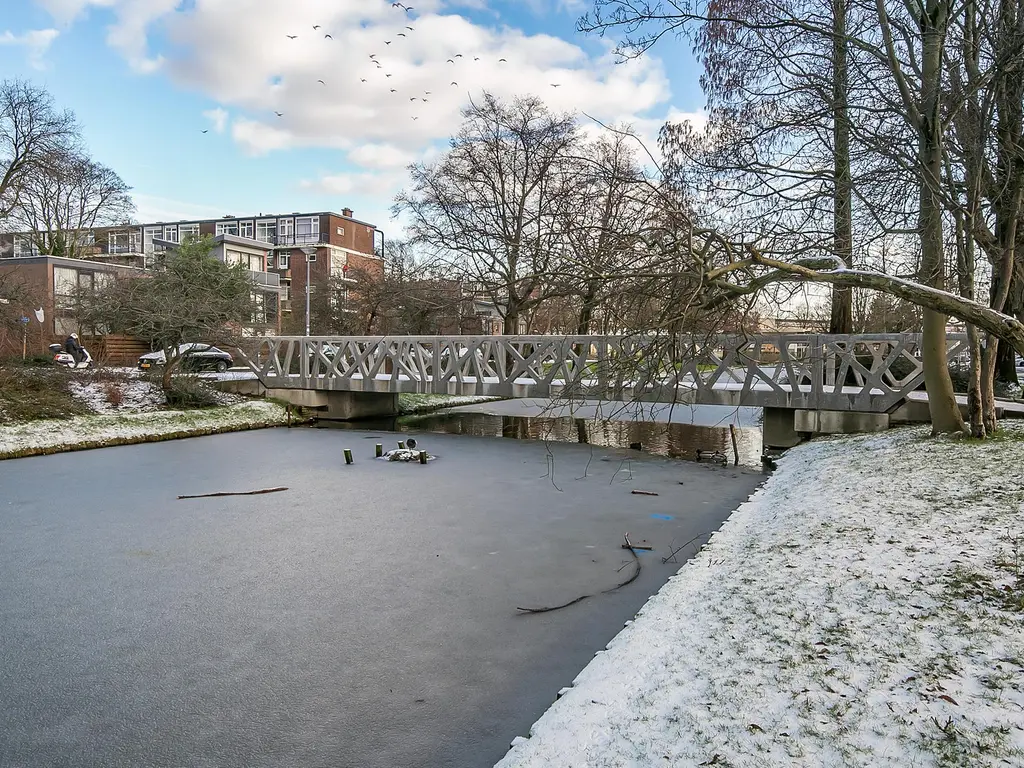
(202, 1, 563, 131)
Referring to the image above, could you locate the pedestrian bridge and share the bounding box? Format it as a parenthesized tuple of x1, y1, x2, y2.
(242, 333, 967, 419)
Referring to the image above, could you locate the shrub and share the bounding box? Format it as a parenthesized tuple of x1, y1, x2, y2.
(104, 381, 125, 407)
(0, 366, 92, 422)
(163, 375, 222, 409)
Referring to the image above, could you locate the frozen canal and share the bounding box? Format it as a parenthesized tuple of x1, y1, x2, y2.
(0, 428, 763, 767)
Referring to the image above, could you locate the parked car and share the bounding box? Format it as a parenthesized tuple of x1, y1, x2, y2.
(138, 343, 233, 373)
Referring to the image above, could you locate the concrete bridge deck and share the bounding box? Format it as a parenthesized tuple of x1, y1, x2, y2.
(239, 334, 970, 444)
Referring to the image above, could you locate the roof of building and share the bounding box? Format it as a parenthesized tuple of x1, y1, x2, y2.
(0, 254, 142, 272)
(142, 210, 377, 229)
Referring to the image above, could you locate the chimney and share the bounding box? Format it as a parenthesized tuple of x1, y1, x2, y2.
(342, 207, 353, 218)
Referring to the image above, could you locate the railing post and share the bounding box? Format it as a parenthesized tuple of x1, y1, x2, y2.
(299, 337, 309, 384)
(433, 336, 442, 394)
(810, 334, 824, 409)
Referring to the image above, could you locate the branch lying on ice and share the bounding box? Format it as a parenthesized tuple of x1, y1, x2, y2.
(516, 534, 642, 614)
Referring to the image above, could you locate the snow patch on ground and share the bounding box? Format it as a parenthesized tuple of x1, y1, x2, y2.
(496, 426, 1024, 768)
(67, 377, 165, 414)
(0, 401, 289, 458)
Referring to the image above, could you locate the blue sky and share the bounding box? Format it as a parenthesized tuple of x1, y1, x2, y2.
(1, 0, 703, 232)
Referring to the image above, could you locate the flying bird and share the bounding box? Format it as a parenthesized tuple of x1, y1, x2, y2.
(397, 33, 406, 37)
(406, 26, 414, 30)
(392, 1, 404, 6)
(274, 111, 284, 117)
(318, 79, 326, 84)
(455, 54, 463, 58)
(286, 35, 297, 39)
(324, 33, 333, 39)
(409, 97, 417, 101)
(201, 129, 209, 133)
(385, 40, 392, 45)
(498, 58, 507, 62)
(421, 98, 428, 102)
(424, 90, 431, 94)
(390, 88, 397, 92)
(385, 73, 393, 77)
(450, 81, 458, 85)
(412, 116, 419, 120)
(361, 78, 367, 82)
(474, 57, 480, 61)
(550, 83, 561, 87)
(369, 53, 377, 58)
(446, 58, 454, 63)
(313, 25, 320, 29)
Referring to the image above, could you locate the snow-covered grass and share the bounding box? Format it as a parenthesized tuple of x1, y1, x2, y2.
(497, 426, 1024, 768)
(397, 393, 504, 414)
(0, 401, 290, 460)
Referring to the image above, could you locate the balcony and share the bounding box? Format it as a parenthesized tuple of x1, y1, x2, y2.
(249, 270, 282, 291)
(272, 232, 328, 248)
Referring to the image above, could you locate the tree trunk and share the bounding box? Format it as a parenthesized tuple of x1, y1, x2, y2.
(918, 6, 965, 434)
(829, 0, 854, 334)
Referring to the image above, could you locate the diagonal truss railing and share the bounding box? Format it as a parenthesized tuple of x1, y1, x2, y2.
(239, 333, 969, 413)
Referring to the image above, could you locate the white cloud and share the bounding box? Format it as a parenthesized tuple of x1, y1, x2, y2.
(0, 28, 60, 69)
(346, 143, 415, 170)
(231, 117, 292, 156)
(37, 0, 690, 221)
(203, 107, 228, 133)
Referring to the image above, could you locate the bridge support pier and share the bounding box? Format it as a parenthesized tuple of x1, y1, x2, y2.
(762, 407, 807, 449)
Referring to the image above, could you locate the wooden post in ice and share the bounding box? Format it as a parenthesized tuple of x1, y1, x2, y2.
(344, 449, 353, 465)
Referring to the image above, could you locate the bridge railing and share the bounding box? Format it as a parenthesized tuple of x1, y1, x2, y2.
(239, 333, 968, 411)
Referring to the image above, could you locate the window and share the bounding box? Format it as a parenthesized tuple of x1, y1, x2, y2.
(266, 253, 275, 269)
(256, 219, 277, 243)
(216, 221, 239, 236)
(74, 232, 95, 247)
(14, 235, 38, 257)
(280, 282, 290, 303)
(278, 253, 290, 269)
(224, 249, 264, 272)
(239, 220, 254, 239)
(144, 227, 160, 254)
(336, 226, 344, 236)
(331, 252, 348, 277)
(163, 225, 178, 243)
(278, 218, 294, 244)
(108, 232, 129, 254)
(179, 224, 200, 242)
(295, 216, 319, 244)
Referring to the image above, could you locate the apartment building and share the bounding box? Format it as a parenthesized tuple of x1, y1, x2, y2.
(0, 208, 384, 321)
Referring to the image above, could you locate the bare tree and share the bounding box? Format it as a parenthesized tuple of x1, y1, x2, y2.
(395, 93, 580, 333)
(0, 80, 78, 223)
(78, 236, 256, 391)
(12, 149, 134, 259)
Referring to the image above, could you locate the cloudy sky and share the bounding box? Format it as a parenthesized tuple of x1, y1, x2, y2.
(1, 0, 703, 231)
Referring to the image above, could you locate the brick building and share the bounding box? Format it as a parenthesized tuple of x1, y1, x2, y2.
(0, 207, 384, 334)
(0, 254, 148, 362)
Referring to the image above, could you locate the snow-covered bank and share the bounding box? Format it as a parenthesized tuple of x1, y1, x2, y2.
(497, 427, 1024, 767)
(0, 401, 290, 459)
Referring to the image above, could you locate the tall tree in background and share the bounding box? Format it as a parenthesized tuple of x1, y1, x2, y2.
(12, 149, 134, 258)
(0, 79, 77, 223)
(395, 93, 580, 333)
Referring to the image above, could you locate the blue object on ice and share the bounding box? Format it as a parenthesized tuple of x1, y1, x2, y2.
(650, 513, 674, 521)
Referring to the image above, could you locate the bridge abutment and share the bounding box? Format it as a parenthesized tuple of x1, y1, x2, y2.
(763, 407, 891, 448)
(762, 407, 808, 449)
(322, 391, 400, 421)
